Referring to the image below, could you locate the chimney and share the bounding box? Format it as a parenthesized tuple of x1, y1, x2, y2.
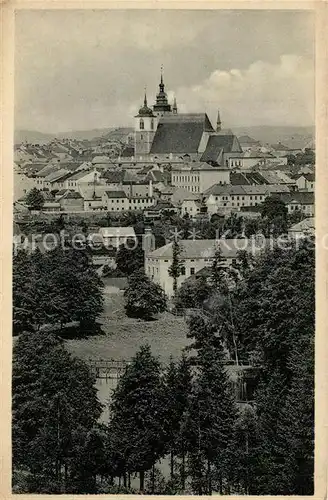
(148, 179, 153, 198)
(216, 109, 222, 132)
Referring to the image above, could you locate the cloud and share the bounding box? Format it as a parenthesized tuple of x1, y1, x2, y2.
(175, 55, 314, 127)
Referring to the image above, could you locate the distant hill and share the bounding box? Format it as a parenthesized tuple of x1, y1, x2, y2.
(234, 126, 314, 149)
(15, 125, 314, 149)
(14, 127, 134, 145)
(14, 130, 55, 144)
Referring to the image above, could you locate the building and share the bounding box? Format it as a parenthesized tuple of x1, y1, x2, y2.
(145, 237, 269, 297)
(282, 192, 315, 216)
(295, 173, 315, 192)
(237, 135, 261, 152)
(97, 226, 137, 248)
(58, 190, 84, 212)
(134, 93, 157, 156)
(171, 162, 230, 194)
(102, 190, 155, 212)
(288, 217, 315, 238)
(204, 184, 289, 215)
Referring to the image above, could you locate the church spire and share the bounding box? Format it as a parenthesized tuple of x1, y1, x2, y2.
(173, 96, 178, 114)
(144, 87, 148, 107)
(216, 109, 222, 132)
(159, 65, 165, 92)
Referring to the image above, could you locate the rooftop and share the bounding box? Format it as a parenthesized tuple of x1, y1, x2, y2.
(147, 237, 270, 259)
(150, 113, 214, 155)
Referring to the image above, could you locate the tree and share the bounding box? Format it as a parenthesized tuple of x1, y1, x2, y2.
(25, 188, 45, 211)
(260, 196, 287, 223)
(109, 345, 167, 492)
(168, 240, 185, 295)
(174, 276, 212, 310)
(184, 343, 237, 495)
(210, 247, 229, 291)
(13, 247, 104, 334)
(222, 212, 243, 238)
(115, 237, 144, 276)
(124, 269, 166, 319)
(12, 331, 102, 493)
(229, 240, 315, 494)
(163, 354, 193, 489)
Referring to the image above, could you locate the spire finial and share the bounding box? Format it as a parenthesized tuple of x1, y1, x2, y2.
(160, 64, 163, 84)
(144, 86, 147, 107)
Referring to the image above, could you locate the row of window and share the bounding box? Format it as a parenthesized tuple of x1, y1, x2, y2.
(106, 198, 152, 204)
(172, 175, 200, 183)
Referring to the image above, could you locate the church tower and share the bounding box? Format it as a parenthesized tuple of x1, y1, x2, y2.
(153, 68, 173, 117)
(134, 92, 157, 157)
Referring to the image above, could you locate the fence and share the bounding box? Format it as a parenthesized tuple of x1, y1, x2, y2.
(87, 358, 130, 380)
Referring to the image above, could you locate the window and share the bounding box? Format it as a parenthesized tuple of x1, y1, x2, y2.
(151, 118, 154, 130)
(140, 119, 144, 130)
(140, 134, 143, 140)
(181, 266, 186, 276)
(190, 267, 195, 275)
(164, 259, 168, 262)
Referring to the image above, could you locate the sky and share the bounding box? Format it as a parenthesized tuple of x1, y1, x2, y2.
(15, 9, 315, 133)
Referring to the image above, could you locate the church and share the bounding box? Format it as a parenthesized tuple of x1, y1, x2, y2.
(132, 70, 243, 168)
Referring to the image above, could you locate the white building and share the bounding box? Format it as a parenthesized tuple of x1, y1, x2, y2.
(96, 226, 137, 248)
(145, 237, 268, 297)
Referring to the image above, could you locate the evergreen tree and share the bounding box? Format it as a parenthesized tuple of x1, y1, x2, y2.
(124, 269, 166, 319)
(115, 237, 144, 276)
(163, 354, 193, 489)
(184, 343, 237, 495)
(168, 239, 185, 295)
(109, 345, 167, 492)
(174, 276, 212, 310)
(25, 187, 45, 211)
(12, 331, 102, 493)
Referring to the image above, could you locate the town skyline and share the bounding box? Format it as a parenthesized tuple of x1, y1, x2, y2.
(15, 9, 314, 134)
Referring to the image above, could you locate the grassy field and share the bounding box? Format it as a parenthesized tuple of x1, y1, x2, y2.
(65, 286, 191, 364)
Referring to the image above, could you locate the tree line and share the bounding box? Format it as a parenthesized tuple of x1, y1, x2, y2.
(13, 239, 314, 494)
(13, 246, 104, 334)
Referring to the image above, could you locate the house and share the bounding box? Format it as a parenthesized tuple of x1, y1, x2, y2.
(295, 173, 315, 192)
(288, 218, 315, 238)
(171, 162, 230, 194)
(270, 142, 291, 157)
(144, 200, 178, 220)
(204, 184, 275, 215)
(58, 190, 84, 212)
(97, 226, 137, 248)
(282, 192, 314, 216)
(102, 190, 129, 212)
(180, 194, 202, 217)
(145, 237, 269, 297)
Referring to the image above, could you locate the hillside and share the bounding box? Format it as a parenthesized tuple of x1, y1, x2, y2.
(234, 126, 314, 149)
(15, 125, 314, 148)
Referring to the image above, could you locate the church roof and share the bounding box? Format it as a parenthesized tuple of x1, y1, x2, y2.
(150, 113, 214, 154)
(200, 134, 243, 164)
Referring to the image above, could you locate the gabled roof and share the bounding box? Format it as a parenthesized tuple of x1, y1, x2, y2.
(36, 164, 60, 177)
(44, 169, 70, 183)
(238, 135, 261, 145)
(150, 113, 214, 154)
(103, 190, 127, 199)
(102, 170, 125, 184)
(147, 238, 270, 259)
(289, 217, 314, 232)
(200, 134, 242, 163)
(60, 190, 83, 199)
